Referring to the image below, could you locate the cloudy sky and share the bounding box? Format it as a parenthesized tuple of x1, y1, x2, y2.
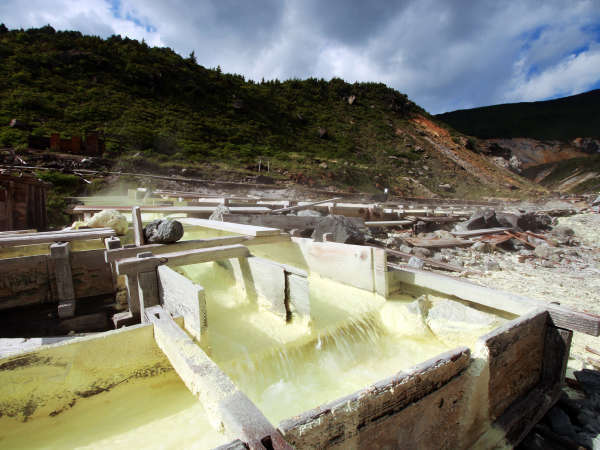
(2, 0, 600, 113)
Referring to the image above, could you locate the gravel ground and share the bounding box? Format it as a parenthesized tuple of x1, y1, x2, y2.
(456, 213, 600, 368)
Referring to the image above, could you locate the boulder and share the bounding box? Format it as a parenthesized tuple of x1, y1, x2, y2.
(465, 208, 501, 230)
(311, 215, 365, 244)
(517, 212, 552, 231)
(143, 219, 184, 244)
(495, 212, 520, 230)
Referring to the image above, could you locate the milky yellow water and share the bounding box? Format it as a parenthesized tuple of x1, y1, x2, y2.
(0, 371, 228, 450)
(177, 261, 452, 425)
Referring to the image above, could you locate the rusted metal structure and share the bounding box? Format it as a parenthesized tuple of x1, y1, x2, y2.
(0, 173, 48, 231)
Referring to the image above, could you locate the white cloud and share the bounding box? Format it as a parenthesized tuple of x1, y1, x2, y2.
(1, 0, 599, 113)
(507, 44, 600, 101)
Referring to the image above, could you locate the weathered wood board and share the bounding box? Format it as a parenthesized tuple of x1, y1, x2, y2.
(279, 347, 471, 449)
(178, 217, 281, 237)
(229, 256, 309, 321)
(0, 248, 115, 311)
(69, 249, 115, 299)
(293, 238, 375, 292)
(0, 254, 51, 309)
(157, 265, 207, 341)
(478, 309, 548, 420)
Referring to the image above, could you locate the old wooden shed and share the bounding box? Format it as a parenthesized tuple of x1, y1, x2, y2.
(0, 173, 49, 231)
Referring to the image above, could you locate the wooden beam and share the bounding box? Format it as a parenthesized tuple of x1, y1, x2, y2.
(105, 234, 289, 264)
(178, 218, 281, 236)
(146, 306, 292, 449)
(221, 214, 365, 230)
(271, 197, 342, 214)
(50, 242, 76, 318)
(390, 266, 600, 336)
(116, 244, 251, 276)
(403, 237, 473, 248)
(0, 229, 36, 235)
(0, 229, 115, 247)
(132, 206, 144, 246)
(451, 227, 513, 238)
(365, 220, 414, 227)
(71, 205, 273, 215)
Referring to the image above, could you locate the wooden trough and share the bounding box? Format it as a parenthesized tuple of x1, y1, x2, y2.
(0, 219, 597, 449)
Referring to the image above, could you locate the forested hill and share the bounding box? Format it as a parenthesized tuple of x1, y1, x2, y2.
(436, 89, 600, 141)
(0, 25, 541, 198)
(0, 25, 424, 163)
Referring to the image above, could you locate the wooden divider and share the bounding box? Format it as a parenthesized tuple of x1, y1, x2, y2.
(0, 248, 115, 311)
(146, 306, 291, 449)
(229, 256, 310, 322)
(157, 265, 207, 341)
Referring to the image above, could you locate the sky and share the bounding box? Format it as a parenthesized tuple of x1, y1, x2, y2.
(1, 0, 600, 114)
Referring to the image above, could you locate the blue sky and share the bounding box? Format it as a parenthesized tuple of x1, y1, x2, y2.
(1, 0, 599, 114)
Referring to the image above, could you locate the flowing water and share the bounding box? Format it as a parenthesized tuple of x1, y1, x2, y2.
(177, 261, 453, 425)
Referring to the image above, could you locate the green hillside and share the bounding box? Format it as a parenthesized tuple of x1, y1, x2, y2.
(0, 25, 423, 166)
(436, 89, 600, 141)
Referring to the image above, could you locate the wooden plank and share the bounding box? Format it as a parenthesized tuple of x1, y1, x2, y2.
(479, 309, 548, 420)
(125, 274, 140, 316)
(50, 242, 76, 318)
(373, 247, 388, 297)
(132, 206, 144, 246)
(72, 205, 273, 215)
(138, 269, 159, 321)
(0, 229, 115, 247)
(146, 306, 291, 449)
(365, 220, 414, 227)
(179, 217, 280, 236)
(293, 238, 375, 292)
(0, 227, 114, 238)
(451, 227, 513, 238)
(280, 347, 471, 449)
(404, 237, 472, 248)
(157, 265, 207, 341)
(389, 267, 600, 336)
(222, 214, 365, 230)
(541, 327, 572, 387)
(0, 254, 51, 310)
(105, 234, 290, 264)
(0, 229, 36, 235)
(116, 244, 251, 276)
(70, 249, 115, 299)
(288, 273, 310, 322)
(233, 257, 287, 319)
(271, 197, 341, 214)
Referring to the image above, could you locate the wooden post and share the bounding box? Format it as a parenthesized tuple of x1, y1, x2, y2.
(50, 242, 76, 318)
(136, 252, 159, 322)
(373, 247, 388, 297)
(132, 206, 144, 246)
(104, 236, 122, 290)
